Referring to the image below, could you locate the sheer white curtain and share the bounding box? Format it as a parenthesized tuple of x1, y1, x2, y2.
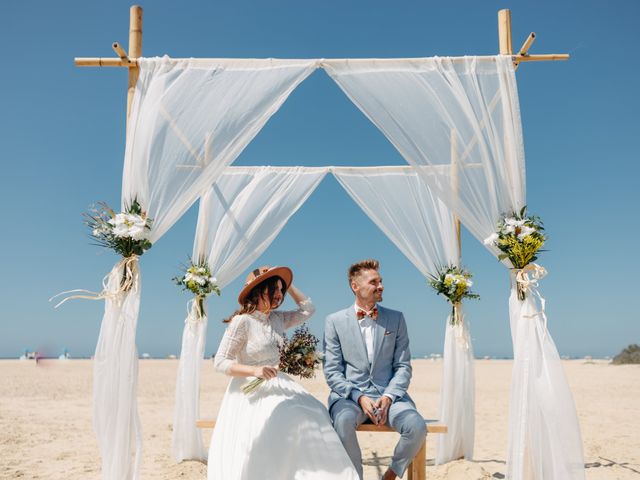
(332, 166, 474, 463)
(325, 56, 584, 479)
(172, 166, 327, 462)
(96, 57, 317, 479)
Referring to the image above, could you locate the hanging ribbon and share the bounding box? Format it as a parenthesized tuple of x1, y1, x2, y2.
(49, 255, 140, 308)
(514, 263, 546, 301)
(514, 263, 549, 340)
(185, 295, 206, 325)
(450, 302, 470, 350)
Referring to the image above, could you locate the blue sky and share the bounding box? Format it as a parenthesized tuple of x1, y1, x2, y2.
(0, 0, 638, 359)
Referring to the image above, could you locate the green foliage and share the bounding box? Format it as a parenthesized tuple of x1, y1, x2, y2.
(612, 344, 640, 365)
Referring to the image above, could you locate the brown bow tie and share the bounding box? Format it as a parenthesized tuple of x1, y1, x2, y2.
(356, 307, 378, 321)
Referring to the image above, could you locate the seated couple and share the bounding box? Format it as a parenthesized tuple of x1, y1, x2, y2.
(208, 259, 426, 480)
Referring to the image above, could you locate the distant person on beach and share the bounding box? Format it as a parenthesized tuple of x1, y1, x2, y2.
(323, 259, 425, 480)
(207, 265, 359, 480)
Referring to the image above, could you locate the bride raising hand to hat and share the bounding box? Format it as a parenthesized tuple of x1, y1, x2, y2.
(208, 266, 359, 480)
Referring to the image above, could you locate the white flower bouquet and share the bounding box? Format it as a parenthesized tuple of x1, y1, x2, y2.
(429, 265, 479, 325)
(84, 198, 153, 258)
(173, 259, 220, 298)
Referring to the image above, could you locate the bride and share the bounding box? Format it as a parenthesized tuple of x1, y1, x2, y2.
(208, 265, 359, 480)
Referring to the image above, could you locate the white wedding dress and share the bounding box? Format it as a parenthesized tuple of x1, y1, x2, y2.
(208, 298, 359, 480)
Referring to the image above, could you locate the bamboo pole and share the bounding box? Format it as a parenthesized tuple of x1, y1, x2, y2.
(450, 129, 462, 259)
(112, 42, 128, 59)
(498, 9, 513, 55)
(519, 32, 536, 56)
(127, 6, 143, 123)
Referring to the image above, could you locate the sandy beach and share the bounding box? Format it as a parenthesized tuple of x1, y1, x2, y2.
(1, 358, 638, 479)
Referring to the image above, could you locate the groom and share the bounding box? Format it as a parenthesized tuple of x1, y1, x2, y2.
(323, 259, 426, 480)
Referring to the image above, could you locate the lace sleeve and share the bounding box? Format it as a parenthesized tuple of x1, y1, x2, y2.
(213, 315, 248, 374)
(281, 298, 316, 330)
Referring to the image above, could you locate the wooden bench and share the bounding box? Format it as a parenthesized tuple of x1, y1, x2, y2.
(197, 419, 447, 480)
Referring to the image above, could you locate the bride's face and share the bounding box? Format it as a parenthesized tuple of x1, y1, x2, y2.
(257, 279, 284, 312)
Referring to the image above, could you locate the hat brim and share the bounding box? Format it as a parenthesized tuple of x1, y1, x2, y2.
(237, 266, 293, 305)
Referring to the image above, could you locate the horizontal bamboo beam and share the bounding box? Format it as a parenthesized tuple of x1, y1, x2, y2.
(75, 57, 137, 67)
(514, 53, 569, 62)
(74, 53, 569, 68)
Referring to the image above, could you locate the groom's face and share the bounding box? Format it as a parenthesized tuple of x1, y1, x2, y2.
(352, 269, 384, 304)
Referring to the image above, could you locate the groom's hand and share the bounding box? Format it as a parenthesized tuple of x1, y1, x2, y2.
(375, 396, 392, 425)
(358, 396, 380, 425)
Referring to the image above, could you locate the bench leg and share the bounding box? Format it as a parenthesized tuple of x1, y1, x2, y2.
(407, 438, 426, 480)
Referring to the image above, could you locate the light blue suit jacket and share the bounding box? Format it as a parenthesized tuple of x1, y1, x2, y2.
(323, 304, 413, 410)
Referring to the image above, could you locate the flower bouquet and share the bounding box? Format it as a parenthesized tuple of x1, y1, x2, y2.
(242, 324, 323, 394)
(484, 206, 546, 299)
(84, 198, 152, 290)
(84, 198, 152, 258)
(429, 265, 479, 325)
(173, 258, 220, 318)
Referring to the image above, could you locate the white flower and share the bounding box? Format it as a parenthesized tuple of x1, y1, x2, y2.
(109, 213, 148, 239)
(484, 232, 499, 245)
(505, 217, 525, 227)
(209, 276, 217, 284)
(517, 225, 536, 241)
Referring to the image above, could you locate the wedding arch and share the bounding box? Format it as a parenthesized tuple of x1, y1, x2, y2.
(68, 6, 585, 480)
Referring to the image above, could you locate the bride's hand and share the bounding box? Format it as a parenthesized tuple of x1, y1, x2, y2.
(254, 366, 278, 380)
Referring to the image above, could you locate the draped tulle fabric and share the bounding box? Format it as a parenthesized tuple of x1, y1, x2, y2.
(93, 263, 143, 480)
(101, 58, 317, 478)
(507, 275, 585, 479)
(436, 309, 475, 464)
(324, 56, 524, 251)
(325, 57, 584, 478)
(122, 58, 318, 242)
(332, 167, 475, 463)
(172, 166, 327, 462)
(172, 300, 209, 462)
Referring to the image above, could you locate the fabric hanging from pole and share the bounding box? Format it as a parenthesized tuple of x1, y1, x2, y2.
(96, 57, 317, 479)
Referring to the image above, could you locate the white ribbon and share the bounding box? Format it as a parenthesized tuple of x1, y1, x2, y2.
(49, 256, 140, 308)
(185, 295, 206, 326)
(514, 263, 549, 340)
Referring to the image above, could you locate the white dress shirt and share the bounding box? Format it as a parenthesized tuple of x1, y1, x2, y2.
(355, 303, 376, 365)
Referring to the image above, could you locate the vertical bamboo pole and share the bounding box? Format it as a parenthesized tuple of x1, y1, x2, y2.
(498, 9, 513, 55)
(450, 129, 461, 261)
(127, 6, 143, 126)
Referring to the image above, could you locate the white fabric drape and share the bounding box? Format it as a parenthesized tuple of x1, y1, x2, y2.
(324, 56, 524, 250)
(97, 57, 317, 479)
(325, 57, 584, 479)
(507, 272, 585, 479)
(172, 166, 327, 462)
(93, 263, 143, 480)
(332, 167, 474, 463)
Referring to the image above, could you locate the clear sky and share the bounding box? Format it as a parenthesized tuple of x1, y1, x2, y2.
(1, 0, 638, 359)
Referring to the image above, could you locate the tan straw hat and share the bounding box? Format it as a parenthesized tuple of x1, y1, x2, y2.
(237, 265, 293, 305)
